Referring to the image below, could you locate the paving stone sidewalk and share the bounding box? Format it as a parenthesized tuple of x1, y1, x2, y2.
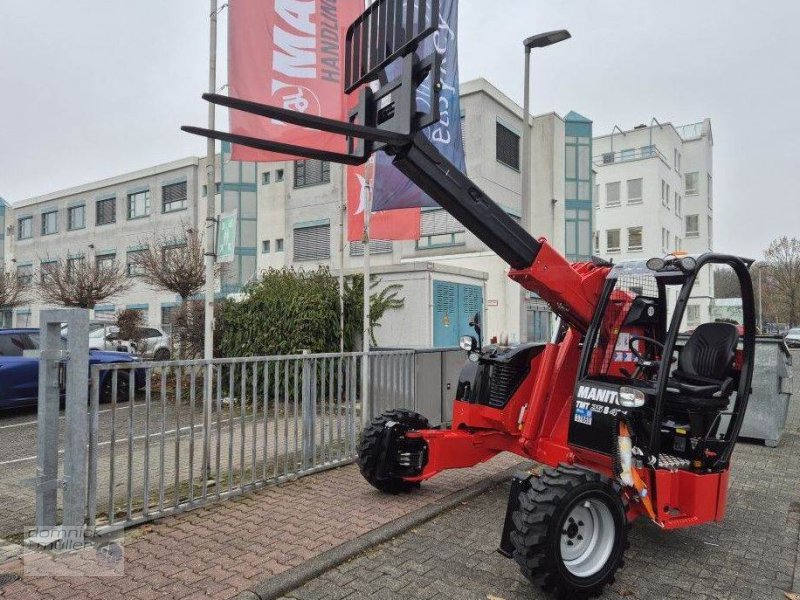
(275, 381, 800, 600)
(0, 454, 522, 600)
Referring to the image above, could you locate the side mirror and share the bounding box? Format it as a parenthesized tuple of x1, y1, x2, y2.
(468, 311, 482, 349)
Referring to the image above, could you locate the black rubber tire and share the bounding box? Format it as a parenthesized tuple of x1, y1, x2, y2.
(153, 348, 171, 361)
(100, 373, 131, 403)
(510, 464, 629, 600)
(357, 408, 429, 494)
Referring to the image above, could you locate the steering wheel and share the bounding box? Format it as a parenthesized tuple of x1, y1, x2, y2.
(628, 335, 664, 370)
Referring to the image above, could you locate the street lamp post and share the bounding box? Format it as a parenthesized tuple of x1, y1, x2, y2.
(519, 29, 570, 342)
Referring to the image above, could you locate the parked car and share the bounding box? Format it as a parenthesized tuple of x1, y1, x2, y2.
(0, 328, 143, 411)
(785, 327, 800, 348)
(78, 323, 171, 360)
(129, 326, 172, 361)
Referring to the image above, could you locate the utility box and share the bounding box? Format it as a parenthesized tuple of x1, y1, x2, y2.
(413, 348, 465, 427)
(739, 338, 793, 447)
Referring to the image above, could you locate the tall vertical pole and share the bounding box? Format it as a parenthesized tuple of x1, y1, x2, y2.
(202, 0, 218, 482)
(340, 166, 346, 354)
(361, 169, 372, 426)
(204, 0, 217, 360)
(519, 48, 532, 343)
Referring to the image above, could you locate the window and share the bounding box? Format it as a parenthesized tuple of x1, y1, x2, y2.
(626, 178, 642, 204)
(675, 235, 681, 252)
(675, 193, 682, 216)
(126, 250, 145, 277)
(677, 152, 682, 173)
(40, 261, 56, 284)
(687, 304, 700, 324)
(661, 180, 666, 204)
(18, 217, 33, 240)
(620, 148, 635, 161)
(707, 174, 713, 208)
(294, 160, 331, 188)
(605, 182, 621, 207)
(627, 226, 643, 252)
(202, 185, 207, 197)
(673, 149, 678, 170)
(0, 332, 35, 357)
(262, 171, 271, 185)
(67, 205, 85, 230)
(276, 238, 284, 252)
(662, 228, 670, 253)
(565, 208, 592, 260)
(41, 210, 58, 235)
(162, 182, 187, 213)
(161, 306, 176, 335)
(66, 256, 83, 281)
(293, 224, 330, 261)
(685, 214, 699, 237)
(350, 240, 393, 256)
(417, 209, 465, 249)
(601, 152, 614, 165)
(495, 122, 520, 170)
(606, 229, 620, 253)
(262, 240, 270, 253)
(161, 243, 186, 263)
(16, 265, 33, 286)
(664, 183, 671, 208)
(594, 231, 600, 252)
(96, 197, 116, 225)
(275, 169, 284, 182)
(127, 190, 151, 219)
(594, 184, 600, 208)
(96, 253, 116, 271)
(685, 171, 699, 195)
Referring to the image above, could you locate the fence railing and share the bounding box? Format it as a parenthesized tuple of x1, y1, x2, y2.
(87, 351, 415, 533)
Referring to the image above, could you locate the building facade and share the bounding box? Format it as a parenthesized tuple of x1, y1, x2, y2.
(592, 118, 715, 327)
(3, 79, 590, 348)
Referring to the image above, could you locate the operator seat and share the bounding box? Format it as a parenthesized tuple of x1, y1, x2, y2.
(666, 322, 739, 411)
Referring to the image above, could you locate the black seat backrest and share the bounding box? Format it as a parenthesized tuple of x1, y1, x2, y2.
(678, 322, 739, 381)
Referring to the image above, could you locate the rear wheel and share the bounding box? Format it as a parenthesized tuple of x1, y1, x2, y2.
(357, 409, 429, 494)
(153, 348, 170, 361)
(100, 372, 131, 403)
(510, 464, 628, 599)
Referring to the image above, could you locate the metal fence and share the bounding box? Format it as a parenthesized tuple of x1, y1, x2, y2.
(86, 351, 415, 533)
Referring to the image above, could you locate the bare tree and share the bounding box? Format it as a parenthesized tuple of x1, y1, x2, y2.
(0, 267, 30, 309)
(132, 227, 211, 301)
(37, 255, 131, 309)
(763, 236, 800, 327)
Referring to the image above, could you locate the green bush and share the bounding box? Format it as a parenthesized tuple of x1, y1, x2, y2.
(216, 267, 403, 357)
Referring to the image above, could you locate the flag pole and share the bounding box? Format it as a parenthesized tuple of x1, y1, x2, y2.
(340, 166, 346, 354)
(202, 0, 218, 487)
(361, 166, 372, 427)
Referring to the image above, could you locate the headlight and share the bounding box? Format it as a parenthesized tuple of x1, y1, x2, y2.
(459, 335, 476, 352)
(619, 386, 646, 408)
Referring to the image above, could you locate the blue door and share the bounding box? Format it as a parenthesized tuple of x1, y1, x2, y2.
(433, 281, 483, 348)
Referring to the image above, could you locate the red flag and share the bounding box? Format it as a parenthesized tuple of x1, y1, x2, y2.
(227, 0, 361, 162)
(347, 160, 420, 242)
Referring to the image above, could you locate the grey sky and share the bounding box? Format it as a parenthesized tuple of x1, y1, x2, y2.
(1, 1, 797, 258)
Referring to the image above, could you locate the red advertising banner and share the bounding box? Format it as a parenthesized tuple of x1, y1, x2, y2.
(347, 160, 420, 242)
(228, 0, 361, 162)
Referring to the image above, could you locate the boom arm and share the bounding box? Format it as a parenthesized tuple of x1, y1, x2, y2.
(182, 0, 607, 332)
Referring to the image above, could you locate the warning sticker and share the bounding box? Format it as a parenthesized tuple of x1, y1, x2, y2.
(574, 406, 593, 426)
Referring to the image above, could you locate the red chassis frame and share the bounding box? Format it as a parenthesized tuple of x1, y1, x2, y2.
(402, 241, 730, 530)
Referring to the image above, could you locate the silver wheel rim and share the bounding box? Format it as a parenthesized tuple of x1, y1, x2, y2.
(559, 497, 615, 578)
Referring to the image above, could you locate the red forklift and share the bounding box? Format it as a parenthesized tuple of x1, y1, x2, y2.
(185, 1, 756, 596)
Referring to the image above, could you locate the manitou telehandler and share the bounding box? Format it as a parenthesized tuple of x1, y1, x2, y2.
(185, 1, 756, 597)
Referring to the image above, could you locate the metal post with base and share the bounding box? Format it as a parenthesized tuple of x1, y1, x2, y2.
(29, 309, 90, 546)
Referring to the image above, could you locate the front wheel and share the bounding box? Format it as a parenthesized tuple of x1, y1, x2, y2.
(510, 464, 629, 599)
(357, 408, 429, 494)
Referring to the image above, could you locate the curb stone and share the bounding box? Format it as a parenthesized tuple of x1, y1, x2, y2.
(237, 461, 532, 600)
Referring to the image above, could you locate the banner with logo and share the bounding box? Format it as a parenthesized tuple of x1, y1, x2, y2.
(227, 0, 362, 162)
(370, 0, 464, 210)
(347, 159, 420, 242)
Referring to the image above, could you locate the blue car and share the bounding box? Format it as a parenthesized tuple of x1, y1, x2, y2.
(0, 328, 143, 411)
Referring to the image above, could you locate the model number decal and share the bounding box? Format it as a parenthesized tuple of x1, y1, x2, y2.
(574, 406, 592, 425)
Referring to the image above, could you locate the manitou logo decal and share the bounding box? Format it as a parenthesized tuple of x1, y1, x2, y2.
(270, 0, 344, 118)
(576, 385, 620, 406)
